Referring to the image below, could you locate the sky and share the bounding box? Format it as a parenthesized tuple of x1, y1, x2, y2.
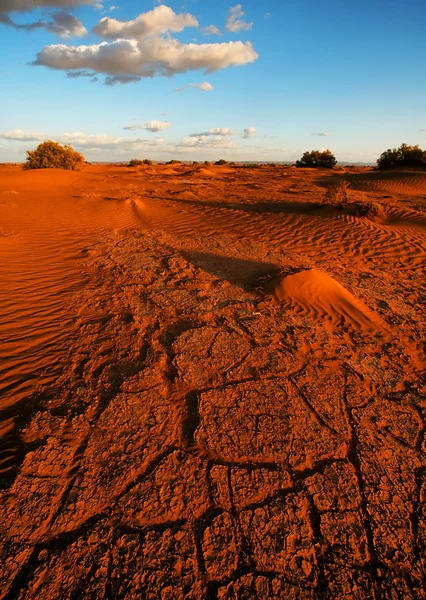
(0, 0, 425, 163)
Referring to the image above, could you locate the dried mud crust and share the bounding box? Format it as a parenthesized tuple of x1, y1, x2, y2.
(0, 229, 425, 600)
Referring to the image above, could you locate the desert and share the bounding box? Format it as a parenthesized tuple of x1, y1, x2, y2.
(0, 159, 425, 599)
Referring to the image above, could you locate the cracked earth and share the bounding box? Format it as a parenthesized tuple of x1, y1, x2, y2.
(0, 164, 425, 599)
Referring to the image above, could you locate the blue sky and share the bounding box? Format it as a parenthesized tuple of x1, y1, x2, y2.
(1, 0, 425, 162)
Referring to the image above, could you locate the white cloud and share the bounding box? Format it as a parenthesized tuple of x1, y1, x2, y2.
(264, 12, 271, 18)
(202, 24, 222, 36)
(141, 120, 171, 132)
(92, 5, 198, 39)
(0, 0, 96, 11)
(33, 37, 258, 81)
(0, 129, 169, 152)
(123, 120, 171, 132)
(189, 128, 235, 137)
(174, 81, 213, 92)
(0, 10, 86, 36)
(177, 135, 237, 150)
(225, 4, 252, 33)
(243, 127, 256, 139)
(311, 132, 331, 137)
(0, 129, 45, 142)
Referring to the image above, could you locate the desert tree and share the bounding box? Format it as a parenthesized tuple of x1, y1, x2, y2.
(296, 149, 337, 168)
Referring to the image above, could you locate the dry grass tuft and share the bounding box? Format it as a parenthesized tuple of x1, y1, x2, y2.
(323, 180, 350, 207)
(355, 200, 388, 219)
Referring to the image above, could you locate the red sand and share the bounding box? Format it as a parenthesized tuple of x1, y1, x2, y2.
(0, 163, 425, 599)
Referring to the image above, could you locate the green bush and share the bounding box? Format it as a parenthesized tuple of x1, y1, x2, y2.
(377, 143, 426, 170)
(25, 141, 85, 170)
(296, 149, 337, 168)
(215, 159, 228, 165)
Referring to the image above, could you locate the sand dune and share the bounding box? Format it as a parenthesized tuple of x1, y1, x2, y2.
(265, 268, 388, 334)
(0, 163, 425, 599)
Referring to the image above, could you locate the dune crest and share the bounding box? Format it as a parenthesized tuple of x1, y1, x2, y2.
(265, 268, 387, 335)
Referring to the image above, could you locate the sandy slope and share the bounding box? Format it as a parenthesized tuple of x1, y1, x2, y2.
(0, 163, 425, 599)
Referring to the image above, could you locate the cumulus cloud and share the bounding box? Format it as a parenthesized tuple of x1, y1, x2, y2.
(311, 132, 331, 137)
(202, 24, 222, 36)
(189, 128, 235, 137)
(174, 82, 213, 92)
(33, 37, 258, 81)
(92, 5, 198, 39)
(0, 129, 45, 142)
(243, 127, 256, 139)
(46, 11, 86, 37)
(123, 120, 171, 132)
(226, 4, 252, 33)
(0, 0, 96, 11)
(0, 10, 86, 36)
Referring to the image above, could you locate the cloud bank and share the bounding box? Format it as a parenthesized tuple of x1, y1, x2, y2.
(33, 37, 258, 80)
(29, 4, 258, 83)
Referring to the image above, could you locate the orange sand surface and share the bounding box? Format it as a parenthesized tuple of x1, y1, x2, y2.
(0, 163, 425, 599)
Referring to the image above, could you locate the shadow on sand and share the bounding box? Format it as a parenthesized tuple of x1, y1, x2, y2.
(181, 251, 281, 289)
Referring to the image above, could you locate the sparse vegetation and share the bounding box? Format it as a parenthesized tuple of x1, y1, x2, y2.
(166, 160, 182, 165)
(355, 200, 387, 219)
(25, 141, 85, 171)
(323, 180, 350, 207)
(296, 149, 337, 168)
(215, 159, 228, 165)
(128, 158, 153, 166)
(377, 143, 426, 170)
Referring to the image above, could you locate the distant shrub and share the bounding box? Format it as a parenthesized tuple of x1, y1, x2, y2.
(128, 158, 144, 166)
(296, 149, 337, 168)
(323, 180, 350, 206)
(25, 141, 85, 170)
(204, 161, 211, 166)
(215, 159, 228, 165)
(192, 161, 199, 166)
(166, 159, 182, 165)
(377, 143, 426, 170)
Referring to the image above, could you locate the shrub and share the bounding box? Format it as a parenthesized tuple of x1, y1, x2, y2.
(192, 161, 199, 166)
(377, 143, 426, 170)
(166, 159, 182, 165)
(296, 149, 337, 168)
(25, 141, 85, 170)
(323, 180, 350, 206)
(128, 158, 144, 166)
(204, 161, 211, 166)
(355, 200, 387, 219)
(215, 159, 228, 165)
